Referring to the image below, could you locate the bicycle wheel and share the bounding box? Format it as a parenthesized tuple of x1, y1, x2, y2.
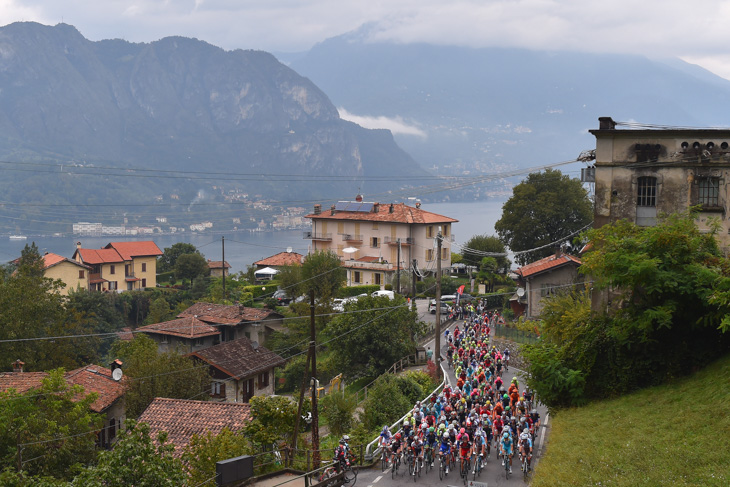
(439, 457, 444, 481)
(504, 455, 510, 479)
(472, 456, 479, 480)
(523, 456, 529, 481)
(381, 451, 387, 472)
(413, 459, 418, 482)
(392, 455, 397, 479)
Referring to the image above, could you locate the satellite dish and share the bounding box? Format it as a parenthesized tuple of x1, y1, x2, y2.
(112, 368, 123, 381)
(287, 247, 293, 253)
(251, 341, 259, 351)
(516, 287, 525, 297)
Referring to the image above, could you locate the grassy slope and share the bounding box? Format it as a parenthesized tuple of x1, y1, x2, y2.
(531, 354, 730, 487)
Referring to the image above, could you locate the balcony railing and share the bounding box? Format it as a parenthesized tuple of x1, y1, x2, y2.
(303, 231, 332, 241)
(343, 234, 363, 242)
(344, 260, 397, 270)
(383, 236, 414, 245)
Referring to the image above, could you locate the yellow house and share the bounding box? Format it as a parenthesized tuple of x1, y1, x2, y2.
(41, 252, 91, 296)
(73, 241, 163, 292)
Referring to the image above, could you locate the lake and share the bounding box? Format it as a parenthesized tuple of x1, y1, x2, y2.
(0, 200, 506, 273)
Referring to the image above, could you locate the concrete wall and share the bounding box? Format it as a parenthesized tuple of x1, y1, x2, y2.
(45, 261, 89, 295)
(525, 265, 582, 319)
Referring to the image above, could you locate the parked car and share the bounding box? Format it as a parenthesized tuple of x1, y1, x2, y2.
(440, 294, 457, 303)
(371, 290, 395, 299)
(273, 289, 292, 305)
(428, 299, 451, 314)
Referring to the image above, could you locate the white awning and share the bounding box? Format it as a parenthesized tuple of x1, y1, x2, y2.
(254, 267, 279, 276)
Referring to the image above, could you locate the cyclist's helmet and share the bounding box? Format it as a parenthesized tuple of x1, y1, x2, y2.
(343, 435, 350, 441)
(520, 432, 529, 440)
(506, 406, 511, 411)
(395, 433, 402, 440)
(503, 394, 509, 399)
(443, 432, 449, 440)
(460, 428, 465, 435)
(503, 432, 510, 439)
(429, 427, 435, 433)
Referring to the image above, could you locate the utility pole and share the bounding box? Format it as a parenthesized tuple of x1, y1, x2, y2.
(412, 259, 417, 300)
(222, 236, 226, 301)
(435, 229, 443, 378)
(396, 239, 401, 294)
(309, 291, 320, 467)
(291, 349, 311, 452)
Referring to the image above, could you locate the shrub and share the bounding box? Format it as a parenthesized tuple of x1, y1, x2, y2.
(319, 393, 357, 438)
(384, 284, 393, 291)
(404, 370, 436, 396)
(362, 375, 412, 431)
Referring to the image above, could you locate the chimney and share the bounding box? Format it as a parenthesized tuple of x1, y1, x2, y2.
(389, 203, 394, 214)
(12, 359, 24, 373)
(76, 242, 82, 249)
(110, 359, 123, 372)
(355, 194, 363, 202)
(598, 117, 616, 130)
(415, 201, 421, 209)
(330, 205, 336, 215)
(373, 203, 380, 213)
(555, 245, 563, 258)
(313, 204, 321, 215)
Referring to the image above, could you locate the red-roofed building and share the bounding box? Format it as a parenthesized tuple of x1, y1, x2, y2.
(178, 302, 284, 346)
(207, 259, 231, 278)
(189, 337, 285, 403)
(253, 251, 304, 270)
(0, 362, 127, 448)
(138, 398, 252, 457)
(305, 199, 458, 289)
(513, 251, 583, 319)
(41, 252, 91, 295)
(73, 241, 162, 292)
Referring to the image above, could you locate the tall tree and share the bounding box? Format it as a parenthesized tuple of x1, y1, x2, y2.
(495, 169, 592, 265)
(174, 253, 209, 286)
(0, 369, 103, 481)
(461, 234, 510, 270)
(157, 243, 201, 273)
(326, 295, 424, 378)
(108, 335, 211, 418)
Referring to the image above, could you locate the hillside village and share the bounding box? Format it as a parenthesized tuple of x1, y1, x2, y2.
(1, 117, 730, 485)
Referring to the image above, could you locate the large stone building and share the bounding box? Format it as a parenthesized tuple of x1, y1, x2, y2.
(591, 116, 730, 250)
(304, 199, 458, 288)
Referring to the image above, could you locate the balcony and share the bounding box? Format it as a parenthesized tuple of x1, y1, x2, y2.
(303, 231, 332, 241)
(342, 234, 363, 242)
(383, 236, 414, 245)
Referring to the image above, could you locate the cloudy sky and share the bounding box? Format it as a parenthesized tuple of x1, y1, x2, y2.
(3, 0, 730, 80)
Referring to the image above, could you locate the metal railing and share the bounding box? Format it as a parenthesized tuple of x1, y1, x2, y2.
(364, 360, 448, 462)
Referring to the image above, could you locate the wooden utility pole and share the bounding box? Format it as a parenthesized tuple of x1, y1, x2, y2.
(222, 236, 226, 301)
(396, 239, 401, 294)
(435, 229, 442, 377)
(412, 259, 417, 300)
(291, 349, 311, 451)
(309, 291, 320, 467)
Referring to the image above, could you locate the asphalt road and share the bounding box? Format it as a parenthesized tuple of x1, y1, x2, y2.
(355, 318, 550, 487)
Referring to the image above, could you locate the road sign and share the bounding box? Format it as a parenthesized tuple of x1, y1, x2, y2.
(468, 481, 488, 487)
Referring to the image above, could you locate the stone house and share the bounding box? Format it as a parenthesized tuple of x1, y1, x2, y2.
(513, 251, 583, 319)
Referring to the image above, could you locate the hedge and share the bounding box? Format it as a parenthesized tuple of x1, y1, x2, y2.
(243, 281, 280, 298)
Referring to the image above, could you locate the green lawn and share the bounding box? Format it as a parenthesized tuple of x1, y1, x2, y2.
(531, 354, 730, 487)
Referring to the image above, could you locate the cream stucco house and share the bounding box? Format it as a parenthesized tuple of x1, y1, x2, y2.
(73, 241, 162, 292)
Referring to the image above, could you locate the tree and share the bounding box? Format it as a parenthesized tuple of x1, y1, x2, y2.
(144, 296, 171, 325)
(158, 243, 201, 273)
(287, 251, 345, 302)
(326, 295, 424, 378)
(174, 253, 209, 286)
(0, 369, 103, 481)
(495, 169, 592, 265)
(242, 395, 310, 447)
(461, 234, 510, 271)
(72, 420, 188, 487)
(183, 429, 252, 486)
(319, 393, 357, 439)
(108, 335, 211, 417)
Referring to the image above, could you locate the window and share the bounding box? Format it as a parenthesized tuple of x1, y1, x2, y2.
(141, 278, 147, 288)
(442, 248, 449, 260)
(698, 178, 720, 206)
(541, 284, 556, 297)
(354, 271, 362, 284)
(371, 237, 379, 248)
(109, 265, 115, 275)
(211, 381, 226, 397)
(442, 225, 449, 237)
(636, 177, 657, 207)
(426, 249, 434, 261)
(374, 273, 382, 285)
(194, 337, 204, 347)
(160, 335, 168, 344)
(79, 270, 85, 279)
(258, 372, 270, 389)
(426, 225, 434, 238)
(108, 281, 117, 291)
(141, 263, 147, 272)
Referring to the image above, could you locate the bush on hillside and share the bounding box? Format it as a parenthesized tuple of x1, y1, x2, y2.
(361, 375, 415, 431)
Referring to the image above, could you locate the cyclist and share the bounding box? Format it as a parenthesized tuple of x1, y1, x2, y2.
(425, 426, 438, 467)
(334, 438, 350, 469)
(472, 430, 486, 474)
(518, 430, 533, 472)
(503, 347, 510, 370)
(439, 432, 452, 474)
(390, 432, 404, 466)
(457, 428, 471, 476)
(411, 433, 424, 475)
(499, 431, 514, 474)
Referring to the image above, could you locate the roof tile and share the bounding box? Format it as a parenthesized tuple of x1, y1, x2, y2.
(137, 316, 221, 339)
(179, 302, 281, 324)
(305, 202, 458, 224)
(105, 241, 163, 260)
(516, 253, 582, 278)
(190, 337, 285, 379)
(253, 251, 304, 267)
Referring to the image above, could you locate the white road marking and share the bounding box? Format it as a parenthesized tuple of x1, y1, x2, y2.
(374, 475, 383, 483)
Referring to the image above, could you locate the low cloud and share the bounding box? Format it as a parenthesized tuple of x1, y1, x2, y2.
(338, 107, 427, 137)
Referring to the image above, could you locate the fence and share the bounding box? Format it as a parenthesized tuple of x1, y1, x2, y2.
(493, 325, 540, 344)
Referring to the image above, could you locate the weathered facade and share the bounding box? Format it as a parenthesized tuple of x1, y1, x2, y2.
(591, 117, 730, 251)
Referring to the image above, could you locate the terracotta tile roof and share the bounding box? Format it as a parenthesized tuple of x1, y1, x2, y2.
(137, 316, 221, 339)
(74, 247, 124, 265)
(305, 202, 458, 224)
(138, 398, 252, 456)
(253, 251, 304, 267)
(179, 302, 282, 324)
(105, 241, 163, 260)
(0, 366, 126, 413)
(65, 366, 127, 413)
(189, 337, 285, 379)
(207, 260, 231, 269)
(117, 327, 134, 341)
(516, 253, 582, 279)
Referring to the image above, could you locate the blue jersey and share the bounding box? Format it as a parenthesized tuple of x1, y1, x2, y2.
(439, 440, 451, 454)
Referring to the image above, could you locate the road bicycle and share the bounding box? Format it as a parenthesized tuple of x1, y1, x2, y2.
(405, 448, 414, 479)
(459, 454, 470, 487)
(503, 451, 511, 479)
(472, 453, 484, 480)
(412, 452, 421, 482)
(438, 452, 449, 480)
(380, 447, 388, 472)
(391, 451, 401, 479)
(424, 444, 434, 474)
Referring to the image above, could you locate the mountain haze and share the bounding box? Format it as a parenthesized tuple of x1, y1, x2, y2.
(283, 25, 730, 179)
(0, 22, 424, 231)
